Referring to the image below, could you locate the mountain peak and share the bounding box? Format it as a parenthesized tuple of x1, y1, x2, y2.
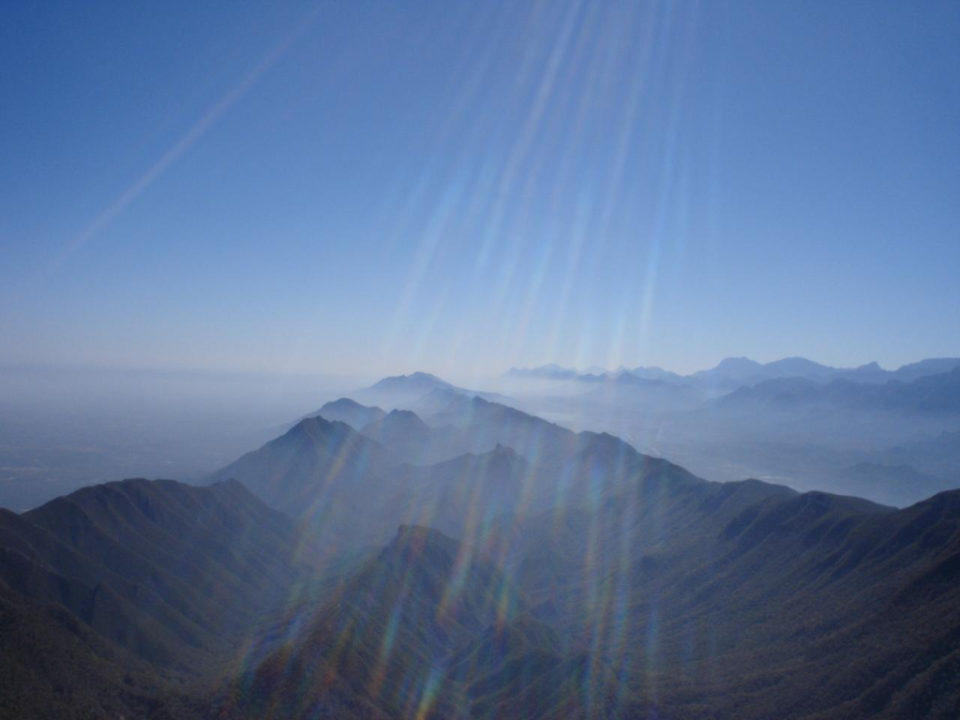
(313, 398, 386, 430)
(320, 397, 366, 411)
(395, 523, 438, 540)
(369, 371, 452, 390)
(389, 524, 460, 559)
(377, 408, 429, 430)
(288, 414, 338, 437)
(386, 407, 423, 419)
(407, 371, 443, 381)
(493, 442, 516, 455)
(715, 356, 762, 370)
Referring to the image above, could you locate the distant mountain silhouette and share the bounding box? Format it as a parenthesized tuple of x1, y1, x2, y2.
(719, 367, 960, 415)
(507, 357, 960, 393)
(314, 397, 386, 429)
(886, 430, 960, 480)
(627, 364, 686, 382)
(361, 408, 439, 462)
(828, 462, 955, 508)
(355, 372, 513, 410)
(208, 416, 396, 548)
(841, 357, 960, 384)
(581, 373, 706, 411)
(506, 364, 585, 381)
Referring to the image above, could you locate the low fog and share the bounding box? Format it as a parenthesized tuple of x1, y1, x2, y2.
(0, 365, 369, 511)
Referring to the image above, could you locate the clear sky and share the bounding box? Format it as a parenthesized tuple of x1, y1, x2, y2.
(2, 0, 958, 378)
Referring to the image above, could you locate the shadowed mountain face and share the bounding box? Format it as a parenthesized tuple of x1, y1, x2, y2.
(208, 416, 397, 549)
(231, 525, 520, 719)
(0, 478, 312, 719)
(221, 486, 960, 720)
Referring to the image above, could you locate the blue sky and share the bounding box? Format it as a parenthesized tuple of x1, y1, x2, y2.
(2, 0, 958, 378)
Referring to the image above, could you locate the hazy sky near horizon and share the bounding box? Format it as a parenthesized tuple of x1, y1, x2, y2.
(2, 0, 958, 378)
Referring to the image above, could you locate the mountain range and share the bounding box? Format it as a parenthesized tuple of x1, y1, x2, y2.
(509, 356, 960, 392)
(500, 360, 960, 508)
(717, 367, 960, 415)
(209, 394, 660, 549)
(2, 379, 959, 718)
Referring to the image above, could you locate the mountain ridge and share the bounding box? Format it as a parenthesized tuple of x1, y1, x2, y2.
(508, 356, 960, 391)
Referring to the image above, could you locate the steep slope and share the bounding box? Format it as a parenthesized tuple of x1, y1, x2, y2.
(230, 525, 519, 719)
(361, 409, 454, 464)
(208, 416, 396, 548)
(0, 478, 308, 719)
(221, 471, 960, 719)
(0, 583, 203, 720)
(6, 433, 959, 719)
(424, 395, 674, 509)
(229, 524, 619, 720)
(427, 395, 576, 454)
(491, 482, 960, 719)
(211, 398, 674, 549)
(388, 445, 529, 541)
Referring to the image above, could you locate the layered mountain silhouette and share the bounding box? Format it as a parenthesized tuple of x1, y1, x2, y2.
(208, 396, 660, 547)
(509, 356, 960, 392)
(501, 363, 960, 507)
(3, 375, 960, 719)
(717, 366, 960, 415)
(352, 372, 513, 411)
